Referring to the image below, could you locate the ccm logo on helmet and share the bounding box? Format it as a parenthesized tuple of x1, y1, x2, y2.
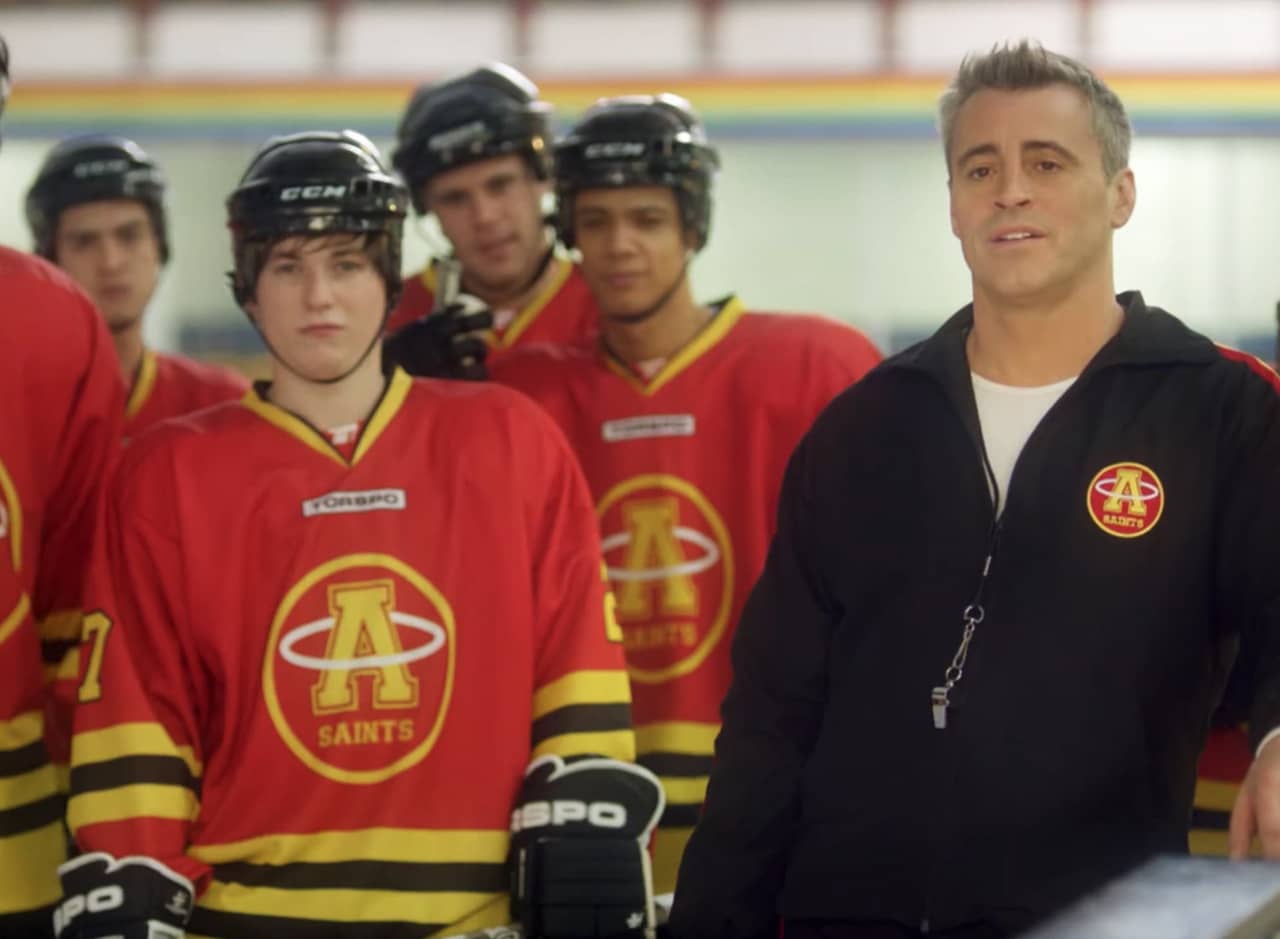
(584, 141, 647, 160)
(280, 185, 348, 202)
(53, 886, 125, 935)
(73, 159, 130, 179)
(428, 121, 489, 153)
(511, 800, 628, 831)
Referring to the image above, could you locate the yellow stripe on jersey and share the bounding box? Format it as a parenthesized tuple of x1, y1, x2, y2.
(652, 825, 695, 896)
(68, 783, 198, 830)
(499, 256, 574, 349)
(38, 608, 83, 642)
(241, 368, 412, 468)
(533, 729, 635, 763)
(1195, 779, 1241, 813)
(659, 775, 709, 805)
(353, 368, 413, 464)
(532, 669, 632, 720)
(0, 820, 64, 914)
(635, 721, 720, 756)
(441, 893, 511, 936)
(72, 722, 202, 777)
(0, 593, 31, 649)
(602, 296, 745, 397)
(0, 711, 43, 752)
(0, 456, 24, 572)
(125, 348, 158, 420)
(0, 763, 60, 812)
(199, 880, 504, 926)
(43, 646, 80, 685)
(188, 828, 510, 866)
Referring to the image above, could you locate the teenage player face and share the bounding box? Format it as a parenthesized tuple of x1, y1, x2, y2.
(572, 186, 690, 321)
(54, 199, 162, 333)
(425, 154, 549, 298)
(248, 233, 387, 383)
(948, 84, 1135, 310)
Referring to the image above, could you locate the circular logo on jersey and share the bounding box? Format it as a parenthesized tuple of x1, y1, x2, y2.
(597, 475, 733, 684)
(0, 458, 27, 649)
(263, 553, 456, 784)
(1087, 462, 1165, 539)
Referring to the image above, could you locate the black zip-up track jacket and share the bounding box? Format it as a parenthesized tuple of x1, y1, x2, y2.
(670, 292, 1280, 937)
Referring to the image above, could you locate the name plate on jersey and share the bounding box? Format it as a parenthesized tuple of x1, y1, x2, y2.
(302, 488, 407, 518)
(602, 415, 696, 442)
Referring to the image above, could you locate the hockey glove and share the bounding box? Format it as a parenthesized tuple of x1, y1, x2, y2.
(54, 852, 194, 939)
(383, 298, 493, 381)
(510, 755, 665, 939)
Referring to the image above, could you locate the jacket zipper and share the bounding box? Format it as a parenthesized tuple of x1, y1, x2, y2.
(920, 388, 1002, 934)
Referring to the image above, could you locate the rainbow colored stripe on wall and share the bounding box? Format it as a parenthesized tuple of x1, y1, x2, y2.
(9, 74, 1280, 140)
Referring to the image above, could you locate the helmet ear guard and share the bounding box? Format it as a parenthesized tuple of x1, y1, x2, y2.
(391, 63, 553, 215)
(225, 129, 409, 313)
(25, 134, 171, 262)
(552, 93, 720, 252)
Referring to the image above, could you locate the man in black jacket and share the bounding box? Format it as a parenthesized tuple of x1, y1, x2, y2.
(669, 39, 1280, 939)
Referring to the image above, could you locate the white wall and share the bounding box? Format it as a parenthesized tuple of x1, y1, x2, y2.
(3, 133, 1278, 355)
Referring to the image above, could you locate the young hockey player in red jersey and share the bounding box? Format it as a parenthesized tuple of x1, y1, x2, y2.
(26, 135, 248, 439)
(492, 95, 883, 893)
(386, 63, 597, 377)
(58, 130, 661, 939)
(0, 36, 127, 938)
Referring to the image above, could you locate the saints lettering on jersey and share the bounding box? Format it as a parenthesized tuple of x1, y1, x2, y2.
(263, 553, 456, 784)
(597, 475, 733, 684)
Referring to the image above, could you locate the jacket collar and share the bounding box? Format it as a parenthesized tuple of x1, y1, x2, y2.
(888, 291, 1218, 386)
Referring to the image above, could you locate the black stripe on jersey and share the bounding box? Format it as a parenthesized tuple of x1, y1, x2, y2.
(70, 755, 199, 796)
(659, 803, 702, 828)
(41, 637, 77, 665)
(530, 702, 633, 747)
(0, 740, 48, 778)
(638, 752, 715, 778)
(1191, 808, 1230, 832)
(189, 908, 447, 939)
(0, 902, 58, 939)
(212, 859, 507, 894)
(0, 793, 63, 838)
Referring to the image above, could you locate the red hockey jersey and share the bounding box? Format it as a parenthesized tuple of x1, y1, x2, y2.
(124, 348, 248, 440)
(387, 255, 598, 369)
(0, 247, 124, 928)
(493, 298, 882, 891)
(68, 369, 634, 938)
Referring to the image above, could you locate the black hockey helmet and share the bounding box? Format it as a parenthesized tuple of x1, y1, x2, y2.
(392, 63, 553, 214)
(554, 93, 720, 251)
(26, 135, 170, 262)
(226, 129, 408, 309)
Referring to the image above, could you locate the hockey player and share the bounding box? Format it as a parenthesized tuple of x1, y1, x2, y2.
(0, 36, 127, 938)
(56, 130, 661, 939)
(386, 63, 597, 376)
(26, 135, 248, 440)
(492, 95, 883, 894)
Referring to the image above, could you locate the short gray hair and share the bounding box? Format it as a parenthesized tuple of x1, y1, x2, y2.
(938, 40, 1131, 179)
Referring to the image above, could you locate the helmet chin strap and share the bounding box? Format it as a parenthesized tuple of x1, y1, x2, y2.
(247, 307, 391, 392)
(606, 257, 690, 327)
(455, 237, 556, 307)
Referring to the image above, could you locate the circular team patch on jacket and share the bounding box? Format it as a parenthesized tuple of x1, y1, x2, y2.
(1087, 462, 1165, 538)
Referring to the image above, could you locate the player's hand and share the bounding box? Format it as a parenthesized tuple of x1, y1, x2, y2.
(54, 852, 193, 938)
(384, 299, 493, 381)
(1229, 735, 1280, 859)
(509, 755, 665, 938)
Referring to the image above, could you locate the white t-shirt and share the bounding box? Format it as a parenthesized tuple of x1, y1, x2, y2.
(970, 371, 1076, 514)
